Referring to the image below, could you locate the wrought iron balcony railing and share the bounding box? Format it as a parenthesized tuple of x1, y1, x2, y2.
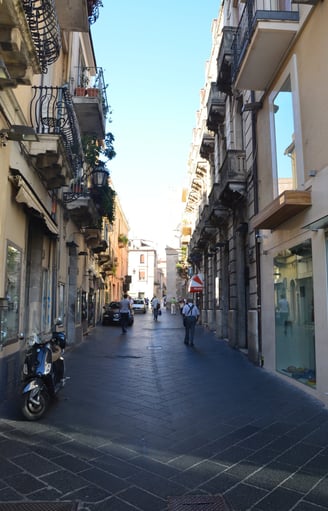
(75, 66, 109, 115)
(30, 85, 83, 176)
(22, 0, 61, 73)
(88, 0, 103, 24)
(232, 0, 299, 83)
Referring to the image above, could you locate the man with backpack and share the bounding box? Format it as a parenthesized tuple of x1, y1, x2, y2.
(182, 297, 200, 346)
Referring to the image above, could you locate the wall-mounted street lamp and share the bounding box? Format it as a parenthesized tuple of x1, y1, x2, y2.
(91, 166, 109, 188)
(63, 164, 109, 203)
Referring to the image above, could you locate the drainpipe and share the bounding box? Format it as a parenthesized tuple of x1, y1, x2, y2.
(251, 90, 263, 366)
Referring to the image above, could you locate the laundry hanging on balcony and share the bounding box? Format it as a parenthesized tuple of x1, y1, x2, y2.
(188, 273, 204, 293)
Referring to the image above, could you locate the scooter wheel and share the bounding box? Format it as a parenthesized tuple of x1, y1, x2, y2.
(21, 389, 49, 421)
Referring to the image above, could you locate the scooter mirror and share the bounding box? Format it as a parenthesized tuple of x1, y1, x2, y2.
(18, 332, 25, 340)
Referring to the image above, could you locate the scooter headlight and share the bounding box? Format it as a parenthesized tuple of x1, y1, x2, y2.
(27, 333, 41, 347)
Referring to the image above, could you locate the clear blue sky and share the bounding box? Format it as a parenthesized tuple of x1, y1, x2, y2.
(91, 1, 218, 254)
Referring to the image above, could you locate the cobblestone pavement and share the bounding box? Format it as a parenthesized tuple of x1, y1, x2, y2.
(1, 309, 328, 511)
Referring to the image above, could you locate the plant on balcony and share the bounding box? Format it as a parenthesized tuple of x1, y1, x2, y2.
(176, 246, 190, 280)
(92, 181, 116, 225)
(82, 132, 116, 167)
(118, 234, 129, 247)
(176, 262, 190, 280)
(81, 132, 116, 225)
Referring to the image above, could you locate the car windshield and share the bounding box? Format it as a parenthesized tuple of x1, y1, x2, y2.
(134, 300, 144, 304)
(108, 302, 120, 309)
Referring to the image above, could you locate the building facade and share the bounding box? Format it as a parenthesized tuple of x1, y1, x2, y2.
(128, 239, 164, 301)
(183, 0, 328, 403)
(0, 1, 128, 403)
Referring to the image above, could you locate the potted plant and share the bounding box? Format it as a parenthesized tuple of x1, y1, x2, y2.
(75, 87, 86, 96)
(118, 234, 129, 248)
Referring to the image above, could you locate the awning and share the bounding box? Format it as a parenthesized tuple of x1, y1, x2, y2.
(188, 273, 204, 293)
(13, 177, 58, 235)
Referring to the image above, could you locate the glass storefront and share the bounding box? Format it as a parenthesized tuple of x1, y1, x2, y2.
(274, 239, 316, 387)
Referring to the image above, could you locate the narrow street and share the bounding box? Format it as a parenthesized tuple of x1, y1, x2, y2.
(1, 309, 328, 510)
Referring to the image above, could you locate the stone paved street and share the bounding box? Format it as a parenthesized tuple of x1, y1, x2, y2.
(1, 309, 328, 510)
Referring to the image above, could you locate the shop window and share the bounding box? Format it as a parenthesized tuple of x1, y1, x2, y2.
(274, 239, 315, 387)
(4, 243, 22, 343)
(269, 56, 304, 197)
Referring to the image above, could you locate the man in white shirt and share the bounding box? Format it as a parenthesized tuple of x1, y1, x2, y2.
(182, 298, 200, 347)
(120, 293, 131, 333)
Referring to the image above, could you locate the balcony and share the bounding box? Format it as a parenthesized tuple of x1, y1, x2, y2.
(207, 83, 225, 132)
(0, 0, 60, 89)
(200, 132, 215, 161)
(73, 67, 108, 139)
(217, 150, 246, 206)
(217, 27, 237, 95)
(63, 190, 100, 228)
(84, 228, 103, 249)
(29, 86, 83, 186)
(207, 184, 230, 226)
(251, 190, 312, 230)
(54, 0, 89, 32)
(232, 0, 299, 91)
(189, 206, 217, 250)
(190, 224, 207, 251)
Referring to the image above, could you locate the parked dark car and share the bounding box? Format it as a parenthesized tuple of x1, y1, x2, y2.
(102, 302, 134, 326)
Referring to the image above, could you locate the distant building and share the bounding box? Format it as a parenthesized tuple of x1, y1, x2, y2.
(165, 247, 179, 302)
(128, 239, 165, 300)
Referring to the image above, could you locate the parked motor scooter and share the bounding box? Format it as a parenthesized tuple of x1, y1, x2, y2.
(21, 318, 66, 420)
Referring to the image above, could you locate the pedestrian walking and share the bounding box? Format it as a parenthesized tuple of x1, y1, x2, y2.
(151, 296, 160, 321)
(170, 297, 177, 315)
(120, 293, 131, 333)
(179, 298, 186, 314)
(182, 297, 200, 346)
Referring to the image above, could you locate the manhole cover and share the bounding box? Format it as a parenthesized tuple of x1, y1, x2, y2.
(168, 495, 233, 511)
(0, 503, 78, 511)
